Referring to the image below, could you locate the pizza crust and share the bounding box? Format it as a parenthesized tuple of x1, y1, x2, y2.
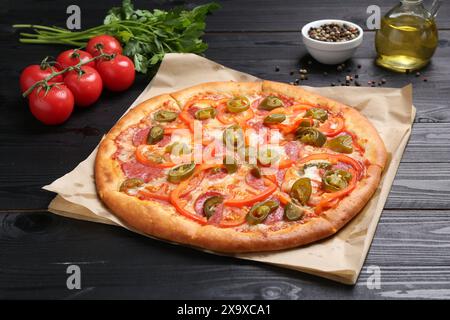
(95, 81, 387, 253)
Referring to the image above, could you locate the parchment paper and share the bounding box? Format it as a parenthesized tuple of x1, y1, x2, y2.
(44, 53, 415, 284)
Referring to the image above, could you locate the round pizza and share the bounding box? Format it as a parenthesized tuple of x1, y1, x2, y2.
(95, 81, 387, 252)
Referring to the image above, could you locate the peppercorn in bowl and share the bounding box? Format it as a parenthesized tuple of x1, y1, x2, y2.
(301, 19, 363, 65)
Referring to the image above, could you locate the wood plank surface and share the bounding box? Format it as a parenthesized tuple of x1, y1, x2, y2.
(1, 0, 449, 300)
(1, 210, 450, 299)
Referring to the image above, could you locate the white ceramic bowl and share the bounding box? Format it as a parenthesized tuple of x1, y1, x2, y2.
(301, 19, 363, 65)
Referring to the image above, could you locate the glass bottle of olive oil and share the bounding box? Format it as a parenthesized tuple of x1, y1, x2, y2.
(375, 0, 441, 72)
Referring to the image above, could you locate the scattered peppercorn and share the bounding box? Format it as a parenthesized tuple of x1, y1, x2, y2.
(423, 77, 428, 82)
(331, 83, 336, 86)
(308, 23, 360, 42)
(415, 72, 421, 77)
(381, 78, 386, 84)
(355, 74, 359, 78)
(275, 66, 280, 72)
(290, 70, 294, 76)
(357, 64, 362, 69)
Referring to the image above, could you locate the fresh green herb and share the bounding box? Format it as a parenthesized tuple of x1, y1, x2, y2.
(13, 0, 220, 74)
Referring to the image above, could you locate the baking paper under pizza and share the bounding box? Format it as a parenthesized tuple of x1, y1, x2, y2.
(95, 81, 387, 253)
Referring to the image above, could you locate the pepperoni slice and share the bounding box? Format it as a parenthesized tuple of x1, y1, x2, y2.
(284, 141, 300, 161)
(121, 161, 164, 182)
(245, 172, 265, 190)
(265, 206, 284, 224)
(132, 128, 149, 146)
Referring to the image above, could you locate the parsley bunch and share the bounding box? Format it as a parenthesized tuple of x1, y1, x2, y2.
(13, 0, 220, 74)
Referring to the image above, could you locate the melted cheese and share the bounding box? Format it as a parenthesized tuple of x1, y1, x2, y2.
(303, 166, 322, 182)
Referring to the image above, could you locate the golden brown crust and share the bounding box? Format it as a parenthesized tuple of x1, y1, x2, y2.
(171, 81, 263, 107)
(95, 81, 387, 253)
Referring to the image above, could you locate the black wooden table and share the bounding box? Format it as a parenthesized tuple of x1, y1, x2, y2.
(1, 0, 450, 299)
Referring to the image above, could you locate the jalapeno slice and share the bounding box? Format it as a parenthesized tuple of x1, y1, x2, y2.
(223, 124, 244, 149)
(295, 127, 327, 147)
(154, 110, 178, 122)
(165, 142, 191, 156)
(263, 113, 286, 124)
(258, 147, 281, 166)
(194, 107, 216, 120)
(226, 96, 250, 113)
(246, 200, 280, 225)
(119, 178, 144, 193)
(168, 163, 196, 183)
(299, 119, 313, 127)
(203, 196, 224, 219)
(326, 135, 353, 154)
(259, 96, 284, 110)
(305, 108, 328, 122)
(147, 126, 164, 145)
(223, 158, 238, 174)
(250, 165, 262, 178)
(323, 169, 353, 192)
(290, 177, 312, 205)
(284, 201, 305, 221)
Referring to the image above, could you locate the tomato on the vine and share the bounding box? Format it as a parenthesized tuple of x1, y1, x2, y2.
(19, 64, 63, 93)
(96, 54, 135, 92)
(64, 66, 103, 107)
(56, 49, 95, 69)
(28, 85, 74, 125)
(86, 35, 123, 57)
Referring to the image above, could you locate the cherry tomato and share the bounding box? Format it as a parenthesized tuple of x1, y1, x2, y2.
(19, 65, 63, 93)
(96, 55, 135, 92)
(56, 49, 95, 70)
(28, 85, 74, 125)
(64, 66, 103, 107)
(86, 35, 123, 57)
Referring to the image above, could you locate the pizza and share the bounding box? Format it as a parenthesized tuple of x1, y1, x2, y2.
(95, 81, 387, 252)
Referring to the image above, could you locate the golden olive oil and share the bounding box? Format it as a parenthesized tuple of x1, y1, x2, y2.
(375, 14, 438, 72)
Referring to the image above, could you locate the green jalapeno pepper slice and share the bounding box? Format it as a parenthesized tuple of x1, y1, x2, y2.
(119, 178, 144, 193)
(246, 200, 280, 225)
(322, 169, 353, 192)
(290, 177, 312, 205)
(223, 124, 244, 149)
(250, 165, 261, 178)
(203, 196, 224, 219)
(226, 96, 250, 113)
(194, 107, 216, 120)
(168, 163, 196, 183)
(284, 201, 305, 221)
(147, 126, 164, 145)
(295, 127, 327, 147)
(305, 108, 328, 122)
(153, 110, 178, 122)
(325, 135, 353, 154)
(259, 96, 285, 110)
(263, 113, 286, 124)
